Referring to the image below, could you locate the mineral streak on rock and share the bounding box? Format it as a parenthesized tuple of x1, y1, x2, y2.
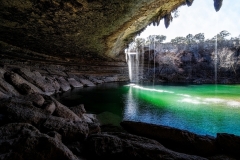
(214, 0, 223, 12)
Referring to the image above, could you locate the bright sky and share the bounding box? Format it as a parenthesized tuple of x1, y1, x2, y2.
(137, 0, 240, 42)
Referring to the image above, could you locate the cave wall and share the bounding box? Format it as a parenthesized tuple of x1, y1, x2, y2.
(0, 0, 186, 61)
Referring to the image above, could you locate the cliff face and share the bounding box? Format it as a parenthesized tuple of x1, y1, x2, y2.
(142, 40, 240, 83)
(0, 0, 186, 61)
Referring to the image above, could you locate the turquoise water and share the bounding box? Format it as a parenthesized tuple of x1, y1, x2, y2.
(56, 83, 240, 136)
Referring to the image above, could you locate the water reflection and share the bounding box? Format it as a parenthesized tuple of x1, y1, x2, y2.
(123, 84, 240, 136)
(56, 83, 240, 136)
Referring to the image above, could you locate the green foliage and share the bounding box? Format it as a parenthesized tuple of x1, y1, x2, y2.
(171, 36, 186, 44)
(186, 34, 194, 44)
(146, 35, 166, 45)
(212, 30, 231, 41)
(193, 33, 205, 43)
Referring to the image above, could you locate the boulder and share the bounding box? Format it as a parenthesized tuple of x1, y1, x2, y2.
(0, 123, 79, 160)
(78, 78, 95, 87)
(42, 116, 89, 142)
(88, 76, 104, 84)
(103, 76, 118, 83)
(20, 93, 45, 107)
(216, 133, 240, 158)
(4, 71, 43, 95)
(47, 131, 62, 142)
(57, 77, 71, 92)
(51, 98, 81, 121)
(3, 98, 48, 126)
(46, 76, 61, 93)
(0, 90, 9, 99)
(15, 68, 56, 94)
(86, 132, 207, 160)
(121, 121, 216, 156)
(67, 78, 83, 88)
(69, 104, 86, 118)
(43, 100, 56, 114)
(0, 68, 19, 96)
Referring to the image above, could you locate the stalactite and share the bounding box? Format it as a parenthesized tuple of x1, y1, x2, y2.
(186, 0, 194, 7)
(164, 13, 172, 29)
(214, 0, 223, 12)
(156, 15, 161, 26)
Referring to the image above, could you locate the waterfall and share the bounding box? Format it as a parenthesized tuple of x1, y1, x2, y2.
(148, 42, 150, 74)
(153, 40, 156, 84)
(215, 34, 218, 84)
(141, 45, 144, 84)
(126, 50, 140, 83)
(135, 50, 139, 83)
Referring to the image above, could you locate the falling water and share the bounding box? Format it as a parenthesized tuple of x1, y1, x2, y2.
(153, 40, 156, 84)
(148, 42, 150, 74)
(135, 50, 139, 83)
(141, 44, 144, 84)
(126, 49, 140, 83)
(215, 35, 218, 84)
(126, 49, 133, 82)
(214, 11, 219, 85)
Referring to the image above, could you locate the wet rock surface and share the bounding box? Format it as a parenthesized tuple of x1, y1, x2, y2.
(121, 121, 217, 156)
(85, 132, 207, 160)
(0, 92, 239, 159)
(121, 121, 240, 159)
(0, 123, 79, 160)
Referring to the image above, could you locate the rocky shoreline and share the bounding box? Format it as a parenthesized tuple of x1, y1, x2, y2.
(0, 65, 240, 160)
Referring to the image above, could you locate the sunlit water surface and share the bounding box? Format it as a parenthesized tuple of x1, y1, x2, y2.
(56, 83, 240, 136)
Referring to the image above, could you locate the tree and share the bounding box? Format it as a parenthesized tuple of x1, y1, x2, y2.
(219, 30, 230, 39)
(186, 34, 194, 44)
(193, 33, 205, 43)
(212, 30, 231, 41)
(155, 35, 166, 43)
(135, 38, 145, 52)
(146, 35, 156, 46)
(171, 37, 186, 44)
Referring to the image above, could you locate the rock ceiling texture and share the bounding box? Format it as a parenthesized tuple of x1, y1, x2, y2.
(0, 0, 191, 62)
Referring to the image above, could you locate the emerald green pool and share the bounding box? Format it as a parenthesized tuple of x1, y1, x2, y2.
(56, 83, 240, 136)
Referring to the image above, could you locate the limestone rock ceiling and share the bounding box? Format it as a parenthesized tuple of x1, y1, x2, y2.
(0, 0, 222, 62)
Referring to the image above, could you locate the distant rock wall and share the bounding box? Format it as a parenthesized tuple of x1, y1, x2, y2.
(143, 40, 240, 83)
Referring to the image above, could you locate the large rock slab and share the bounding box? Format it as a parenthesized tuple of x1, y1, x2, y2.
(0, 123, 79, 160)
(0, 68, 19, 96)
(2, 98, 48, 126)
(15, 68, 56, 94)
(42, 116, 89, 142)
(52, 98, 81, 121)
(0, 90, 9, 99)
(86, 132, 207, 160)
(121, 121, 216, 156)
(216, 133, 240, 158)
(57, 77, 71, 92)
(78, 78, 95, 87)
(67, 78, 83, 88)
(4, 71, 43, 95)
